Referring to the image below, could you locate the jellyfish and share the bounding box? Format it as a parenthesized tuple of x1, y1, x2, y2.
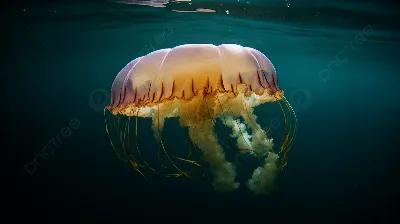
(104, 44, 297, 195)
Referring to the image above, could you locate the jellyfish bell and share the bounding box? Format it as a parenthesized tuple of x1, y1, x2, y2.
(105, 44, 297, 195)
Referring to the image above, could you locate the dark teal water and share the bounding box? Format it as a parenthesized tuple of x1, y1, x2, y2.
(7, 0, 399, 222)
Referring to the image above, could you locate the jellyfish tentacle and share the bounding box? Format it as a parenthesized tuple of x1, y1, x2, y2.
(203, 96, 235, 151)
(157, 145, 168, 169)
(114, 113, 131, 162)
(247, 151, 280, 195)
(185, 138, 192, 158)
(220, 115, 253, 153)
(215, 95, 250, 151)
(242, 94, 275, 147)
(124, 117, 139, 167)
(173, 105, 198, 160)
(121, 116, 129, 157)
(172, 97, 212, 178)
(134, 108, 159, 175)
(280, 101, 297, 146)
(108, 111, 146, 177)
(151, 115, 169, 169)
(214, 93, 254, 151)
(176, 94, 239, 191)
(265, 119, 273, 139)
(104, 109, 129, 163)
(175, 157, 202, 167)
(178, 115, 196, 159)
(240, 101, 281, 195)
(110, 112, 146, 177)
(240, 106, 274, 157)
(282, 96, 298, 150)
(123, 116, 146, 177)
(176, 97, 209, 174)
(187, 118, 239, 192)
(178, 131, 204, 170)
(276, 97, 289, 150)
(150, 104, 184, 173)
(156, 104, 191, 178)
(278, 96, 298, 169)
(211, 90, 282, 195)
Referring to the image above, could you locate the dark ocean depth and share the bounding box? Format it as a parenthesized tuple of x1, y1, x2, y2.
(5, 0, 400, 222)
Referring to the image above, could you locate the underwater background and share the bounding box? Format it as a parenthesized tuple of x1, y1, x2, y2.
(5, 0, 399, 222)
